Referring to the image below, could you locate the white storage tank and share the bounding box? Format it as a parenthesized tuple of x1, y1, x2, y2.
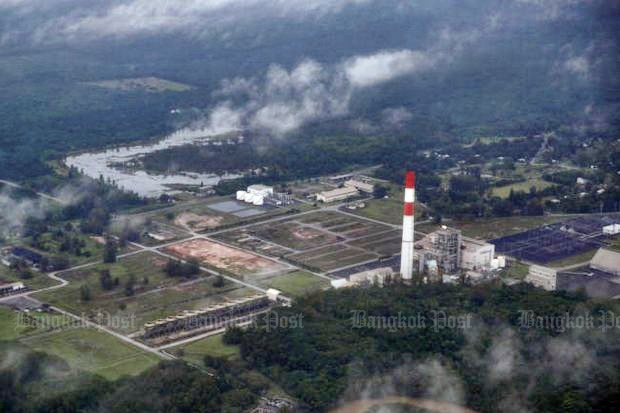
(253, 195, 264, 206)
(236, 190, 248, 201)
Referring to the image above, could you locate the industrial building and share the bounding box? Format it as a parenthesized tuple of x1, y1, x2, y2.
(1, 246, 43, 268)
(316, 186, 359, 203)
(396, 170, 501, 280)
(526, 248, 620, 298)
(236, 184, 293, 207)
(143, 293, 273, 341)
(0, 281, 27, 297)
(461, 238, 496, 271)
(603, 224, 620, 235)
(344, 179, 374, 194)
(248, 184, 274, 197)
(414, 226, 462, 277)
(526, 265, 557, 291)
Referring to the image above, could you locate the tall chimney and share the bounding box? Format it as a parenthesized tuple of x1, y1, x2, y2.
(400, 171, 415, 280)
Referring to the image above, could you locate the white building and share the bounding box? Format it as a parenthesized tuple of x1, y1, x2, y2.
(344, 179, 374, 194)
(316, 186, 359, 203)
(247, 184, 273, 198)
(526, 265, 557, 291)
(590, 248, 620, 276)
(349, 267, 393, 287)
(603, 224, 620, 235)
(461, 238, 495, 270)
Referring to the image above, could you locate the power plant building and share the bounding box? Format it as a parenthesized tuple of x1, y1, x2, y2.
(461, 238, 495, 271)
(414, 226, 462, 276)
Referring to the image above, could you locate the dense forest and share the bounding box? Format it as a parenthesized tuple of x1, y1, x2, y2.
(0, 346, 265, 413)
(1, 0, 618, 182)
(3, 283, 619, 412)
(229, 282, 620, 412)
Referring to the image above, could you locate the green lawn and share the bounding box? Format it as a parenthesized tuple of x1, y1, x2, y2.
(499, 261, 529, 280)
(490, 178, 553, 198)
(174, 334, 240, 365)
(0, 307, 34, 341)
(21, 327, 160, 380)
(267, 271, 329, 297)
(347, 186, 424, 225)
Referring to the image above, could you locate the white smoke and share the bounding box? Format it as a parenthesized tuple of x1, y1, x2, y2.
(0, 188, 48, 237)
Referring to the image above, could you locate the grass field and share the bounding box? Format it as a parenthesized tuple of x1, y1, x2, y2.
(345, 184, 425, 225)
(490, 178, 554, 198)
(174, 334, 240, 365)
(0, 307, 33, 341)
(418, 215, 565, 240)
(265, 271, 329, 297)
(499, 261, 529, 280)
(21, 327, 160, 380)
(33, 252, 253, 334)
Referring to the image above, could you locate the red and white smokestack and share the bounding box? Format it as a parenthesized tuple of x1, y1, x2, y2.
(400, 171, 415, 280)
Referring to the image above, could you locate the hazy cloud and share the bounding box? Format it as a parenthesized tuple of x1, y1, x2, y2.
(2, 0, 372, 43)
(199, 23, 488, 136)
(344, 50, 437, 88)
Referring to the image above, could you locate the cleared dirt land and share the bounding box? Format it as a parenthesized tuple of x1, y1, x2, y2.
(164, 238, 288, 275)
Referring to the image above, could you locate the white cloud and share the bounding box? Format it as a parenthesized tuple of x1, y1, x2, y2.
(197, 22, 490, 136)
(344, 49, 436, 88)
(3, 0, 372, 42)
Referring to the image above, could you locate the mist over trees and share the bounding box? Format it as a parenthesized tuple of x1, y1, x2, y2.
(0, 0, 618, 181)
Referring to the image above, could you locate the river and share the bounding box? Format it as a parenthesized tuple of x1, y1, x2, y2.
(64, 127, 242, 198)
